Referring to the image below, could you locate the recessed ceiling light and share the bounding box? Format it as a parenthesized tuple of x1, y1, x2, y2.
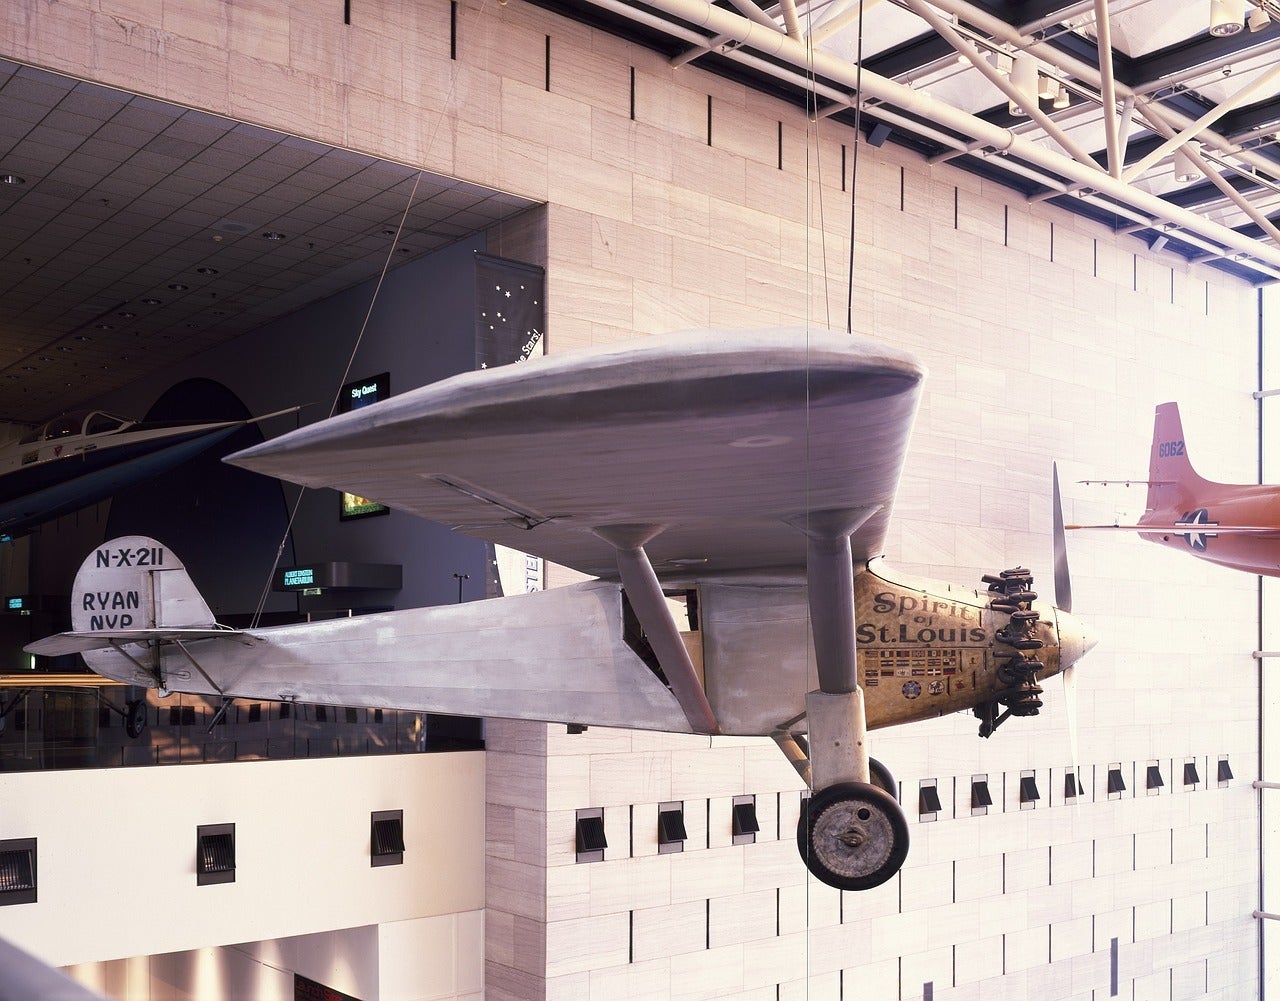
(262, 231, 286, 240)
(117, 311, 136, 318)
(75, 335, 92, 342)
(168, 283, 189, 291)
(37, 356, 52, 363)
(21, 365, 35, 371)
(196, 266, 219, 275)
(141, 298, 161, 305)
(95, 324, 116, 331)
(0, 174, 24, 185)
(56, 346, 72, 352)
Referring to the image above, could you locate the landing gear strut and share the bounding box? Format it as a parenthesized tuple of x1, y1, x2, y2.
(788, 507, 911, 891)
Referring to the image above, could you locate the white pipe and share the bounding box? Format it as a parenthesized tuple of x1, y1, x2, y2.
(779, 0, 803, 41)
(1093, 0, 1122, 179)
(809, 0, 885, 46)
(1138, 98, 1280, 245)
(585, 0, 1280, 274)
(902, 0, 1100, 168)
(924, 0, 1280, 182)
(1123, 60, 1280, 182)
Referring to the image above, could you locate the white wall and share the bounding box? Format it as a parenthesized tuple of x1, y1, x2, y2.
(0, 1, 1267, 999)
(0, 752, 484, 975)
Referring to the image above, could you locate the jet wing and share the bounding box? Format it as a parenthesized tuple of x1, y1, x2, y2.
(226, 329, 924, 578)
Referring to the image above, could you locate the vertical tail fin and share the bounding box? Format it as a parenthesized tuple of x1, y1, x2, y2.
(1146, 402, 1207, 511)
(69, 536, 215, 633)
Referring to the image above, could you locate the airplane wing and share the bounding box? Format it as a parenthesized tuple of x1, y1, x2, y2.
(226, 329, 925, 578)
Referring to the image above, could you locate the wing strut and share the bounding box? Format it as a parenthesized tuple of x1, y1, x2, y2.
(594, 524, 718, 735)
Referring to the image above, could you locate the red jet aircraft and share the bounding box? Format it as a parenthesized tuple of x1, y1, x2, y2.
(1071, 401, 1280, 576)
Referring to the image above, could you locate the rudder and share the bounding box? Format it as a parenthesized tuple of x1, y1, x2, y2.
(71, 536, 215, 634)
(1146, 402, 1207, 511)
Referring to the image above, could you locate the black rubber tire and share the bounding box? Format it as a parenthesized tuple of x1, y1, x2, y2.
(797, 781, 909, 891)
(868, 757, 898, 802)
(125, 699, 148, 739)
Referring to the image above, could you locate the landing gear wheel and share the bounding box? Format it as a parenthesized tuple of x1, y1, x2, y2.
(125, 699, 148, 739)
(868, 757, 897, 801)
(798, 781, 909, 891)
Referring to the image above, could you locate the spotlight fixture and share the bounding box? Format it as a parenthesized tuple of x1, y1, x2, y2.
(1053, 81, 1070, 110)
(0, 174, 24, 185)
(1172, 141, 1203, 183)
(1210, 0, 1246, 35)
(1150, 235, 1170, 253)
(1009, 55, 1038, 117)
(1249, 4, 1272, 29)
(1038, 74, 1057, 100)
(989, 52, 1013, 76)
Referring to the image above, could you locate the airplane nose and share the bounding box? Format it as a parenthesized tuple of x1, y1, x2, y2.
(1055, 608, 1099, 669)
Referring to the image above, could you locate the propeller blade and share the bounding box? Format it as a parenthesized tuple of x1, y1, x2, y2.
(1052, 461, 1072, 614)
(1054, 462, 1081, 789)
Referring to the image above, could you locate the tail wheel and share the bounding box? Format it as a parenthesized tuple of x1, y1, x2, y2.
(798, 782, 909, 891)
(125, 699, 148, 739)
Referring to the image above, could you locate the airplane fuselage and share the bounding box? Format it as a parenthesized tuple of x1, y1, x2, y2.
(74, 558, 1084, 739)
(1140, 486, 1280, 576)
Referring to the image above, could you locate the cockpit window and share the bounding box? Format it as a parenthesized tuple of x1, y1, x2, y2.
(84, 412, 129, 436)
(45, 415, 81, 439)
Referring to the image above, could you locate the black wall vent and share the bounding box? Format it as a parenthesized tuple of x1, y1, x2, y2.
(1184, 761, 1201, 786)
(197, 824, 236, 885)
(658, 803, 688, 854)
(919, 783, 942, 817)
(1107, 766, 1126, 795)
(1019, 775, 1040, 805)
(971, 779, 993, 809)
(1146, 764, 1164, 791)
(732, 796, 759, 845)
(1065, 771, 1080, 799)
(0, 839, 36, 905)
(371, 810, 405, 867)
(1218, 758, 1234, 784)
(575, 808, 606, 862)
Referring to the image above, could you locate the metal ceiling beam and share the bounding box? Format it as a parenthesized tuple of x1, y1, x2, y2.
(581, 0, 1280, 278)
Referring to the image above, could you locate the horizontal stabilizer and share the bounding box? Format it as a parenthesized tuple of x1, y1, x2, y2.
(1077, 479, 1173, 487)
(25, 627, 242, 657)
